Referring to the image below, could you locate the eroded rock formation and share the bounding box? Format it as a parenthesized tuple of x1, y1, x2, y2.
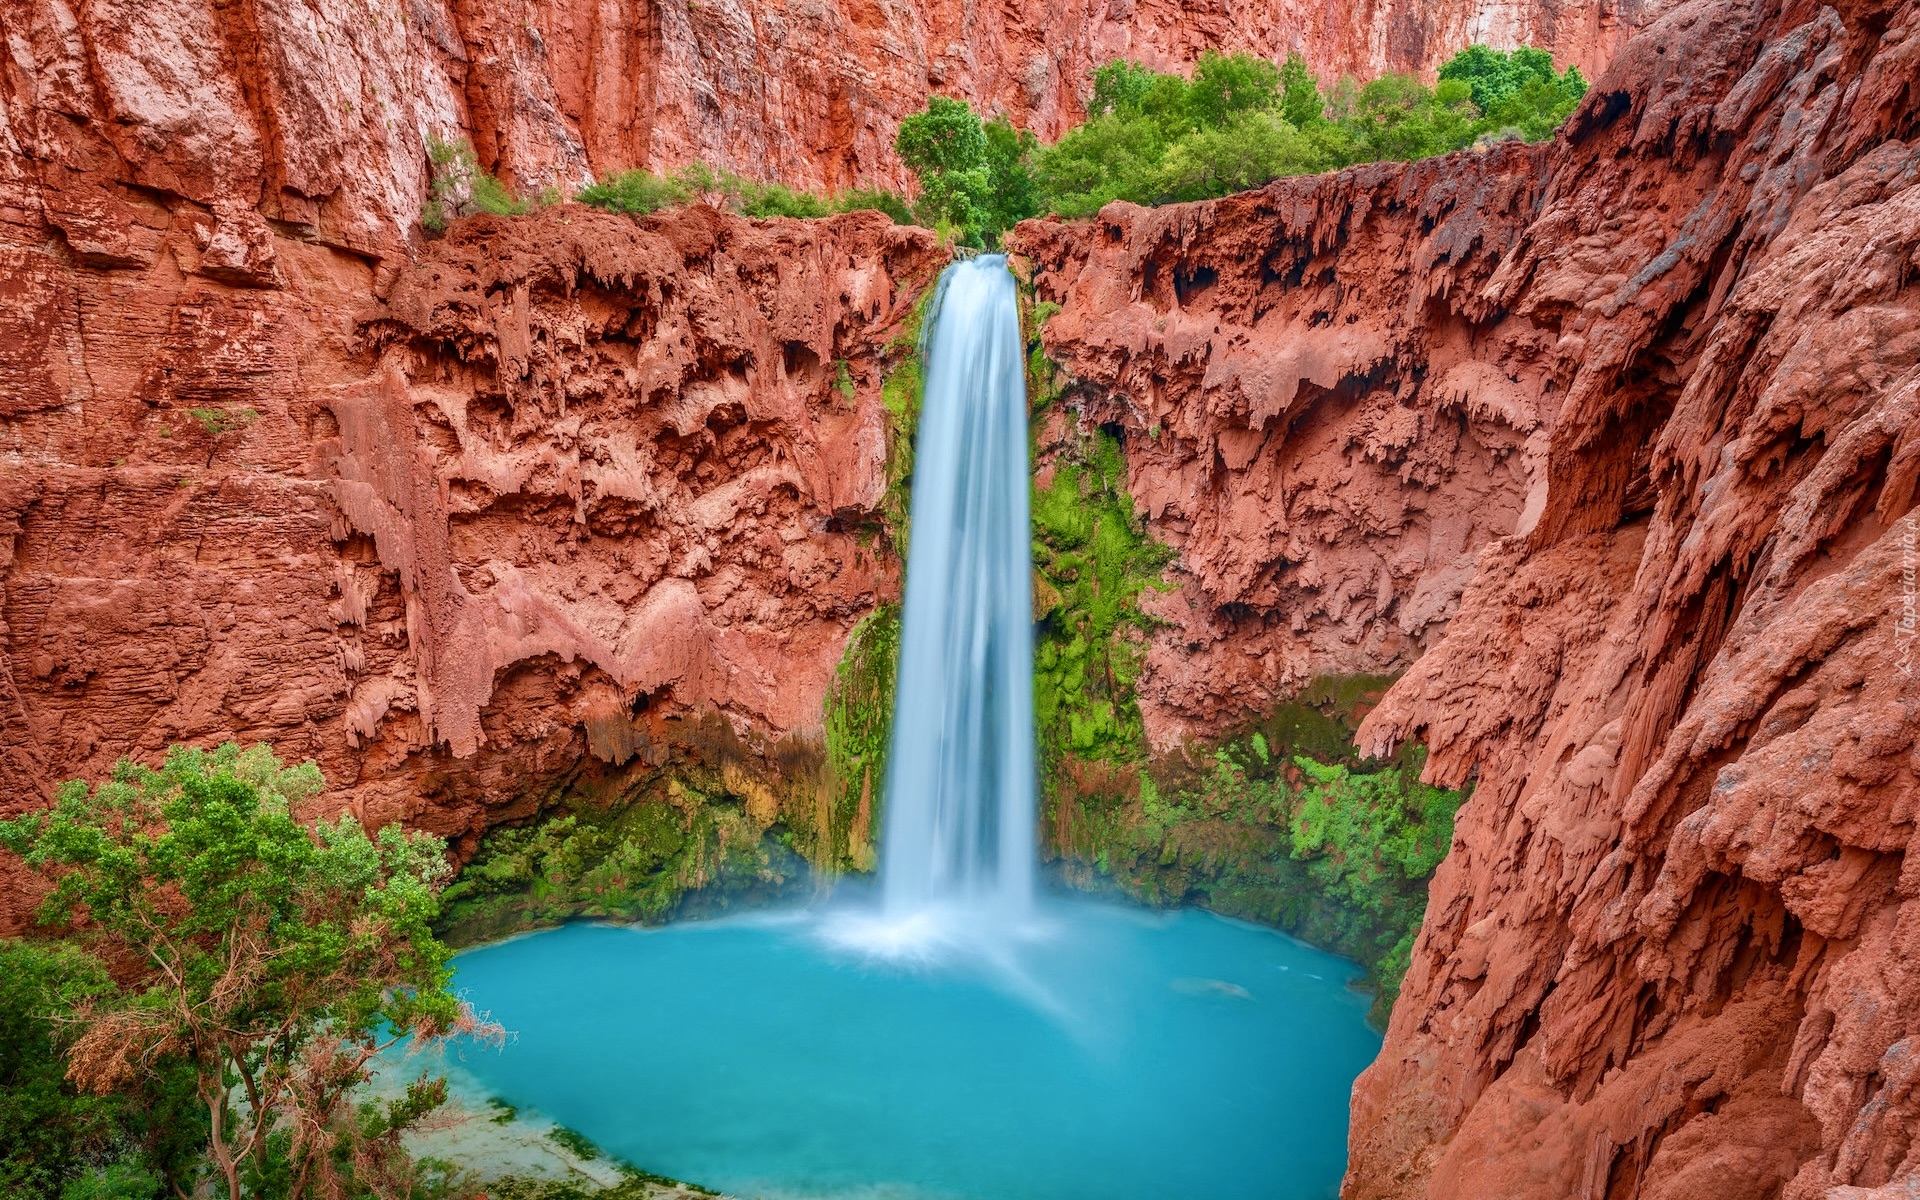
(0, 189, 944, 913)
(6, 0, 1919, 1188)
(1013, 0, 1920, 1194)
(1013, 146, 1556, 749)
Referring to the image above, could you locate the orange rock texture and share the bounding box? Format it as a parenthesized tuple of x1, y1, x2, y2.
(0, 188, 945, 885)
(1012, 143, 1556, 749)
(1, 0, 1655, 256)
(1012, 0, 1920, 1194)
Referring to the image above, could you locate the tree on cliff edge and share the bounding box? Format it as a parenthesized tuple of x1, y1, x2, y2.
(0, 743, 496, 1200)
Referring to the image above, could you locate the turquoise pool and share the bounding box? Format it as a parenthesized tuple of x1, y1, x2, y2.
(442, 895, 1380, 1200)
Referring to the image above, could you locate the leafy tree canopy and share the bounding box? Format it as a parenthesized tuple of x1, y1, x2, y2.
(0, 743, 491, 1200)
(0, 940, 203, 1200)
(1029, 45, 1587, 220)
(1439, 44, 1565, 110)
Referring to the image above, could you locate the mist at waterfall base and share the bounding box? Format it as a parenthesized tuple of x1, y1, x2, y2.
(432, 258, 1381, 1198)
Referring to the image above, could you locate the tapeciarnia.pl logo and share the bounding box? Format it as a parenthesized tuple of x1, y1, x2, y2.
(1899, 514, 1917, 678)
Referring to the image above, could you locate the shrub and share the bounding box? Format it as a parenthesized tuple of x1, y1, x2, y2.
(579, 164, 912, 227)
(0, 940, 203, 1200)
(829, 187, 915, 223)
(184, 406, 257, 436)
(423, 135, 528, 231)
(733, 178, 831, 218)
(576, 169, 691, 215)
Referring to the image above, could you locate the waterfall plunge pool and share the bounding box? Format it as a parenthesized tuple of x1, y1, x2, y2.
(432, 893, 1380, 1200)
(414, 257, 1378, 1199)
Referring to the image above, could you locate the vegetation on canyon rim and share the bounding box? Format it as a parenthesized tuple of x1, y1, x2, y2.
(1029, 45, 1585, 219)
(424, 44, 1584, 248)
(0, 745, 489, 1200)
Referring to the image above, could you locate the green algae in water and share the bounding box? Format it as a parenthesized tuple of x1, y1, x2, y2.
(441, 895, 1378, 1200)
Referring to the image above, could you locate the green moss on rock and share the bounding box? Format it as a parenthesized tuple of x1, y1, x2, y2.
(1030, 429, 1172, 774)
(878, 288, 934, 554)
(1052, 710, 1464, 1024)
(1017, 281, 1463, 1023)
(436, 714, 832, 946)
(822, 605, 900, 873)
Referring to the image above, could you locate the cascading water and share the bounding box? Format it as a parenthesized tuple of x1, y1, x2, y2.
(434, 261, 1383, 1200)
(878, 254, 1036, 923)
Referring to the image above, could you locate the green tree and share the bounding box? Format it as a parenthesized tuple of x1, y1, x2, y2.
(1185, 50, 1281, 127)
(980, 115, 1043, 243)
(0, 744, 495, 1200)
(1438, 43, 1557, 111)
(1481, 70, 1589, 141)
(1034, 112, 1168, 216)
(1437, 44, 1588, 141)
(1342, 73, 1479, 161)
(1277, 53, 1326, 128)
(1153, 111, 1323, 202)
(895, 96, 992, 235)
(1089, 60, 1160, 117)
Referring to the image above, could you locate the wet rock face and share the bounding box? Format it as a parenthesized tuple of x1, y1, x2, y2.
(2, 0, 1656, 252)
(1012, 146, 1557, 750)
(0, 190, 944, 894)
(1013, 0, 1920, 1193)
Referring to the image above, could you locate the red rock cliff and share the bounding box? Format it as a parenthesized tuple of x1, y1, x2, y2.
(2, 0, 1656, 260)
(1012, 0, 1920, 1194)
(0, 187, 944, 891)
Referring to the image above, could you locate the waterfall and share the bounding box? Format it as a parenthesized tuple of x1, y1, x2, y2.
(879, 254, 1036, 922)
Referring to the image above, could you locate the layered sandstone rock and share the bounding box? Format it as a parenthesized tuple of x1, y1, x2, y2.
(1014, 0, 1920, 1194)
(0, 190, 945, 908)
(0, 0, 1655, 263)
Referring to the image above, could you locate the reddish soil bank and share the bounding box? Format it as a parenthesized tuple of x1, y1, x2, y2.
(1011, 0, 1920, 1194)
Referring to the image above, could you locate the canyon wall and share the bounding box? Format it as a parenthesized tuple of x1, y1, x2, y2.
(1013, 0, 1920, 1195)
(0, 0, 1656, 267)
(0, 181, 944, 902)
(1013, 143, 1555, 750)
